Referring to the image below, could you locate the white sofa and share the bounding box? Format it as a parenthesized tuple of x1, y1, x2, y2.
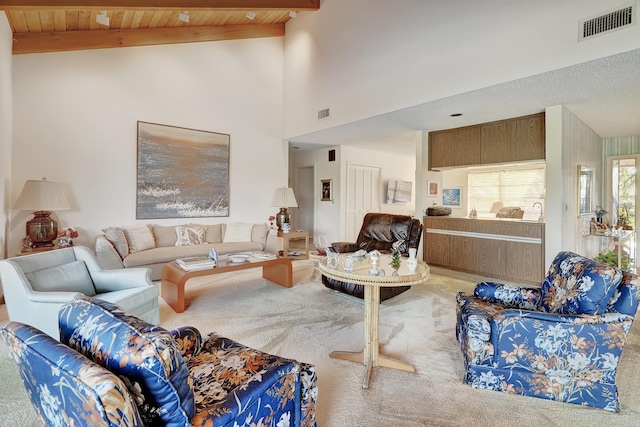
(0, 246, 159, 340)
(95, 222, 277, 280)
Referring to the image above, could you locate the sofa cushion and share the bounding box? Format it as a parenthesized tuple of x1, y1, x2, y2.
(191, 224, 223, 243)
(124, 226, 156, 253)
(540, 251, 623, 315)
(223, 223, 253, 243)
(152, 225, 178, 247)
(102, 226, 130, 258)
(25, 260, 96, 296)
(175, 225, 205, 246)
(59, 296, 195, 427)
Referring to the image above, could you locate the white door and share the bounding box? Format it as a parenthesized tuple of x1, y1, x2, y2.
(346, 163, 381, 241)
(297, 166, 315, 238)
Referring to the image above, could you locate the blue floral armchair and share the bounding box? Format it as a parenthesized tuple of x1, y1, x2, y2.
(1, 296, 317, 426)
(456, 251, 639, 412)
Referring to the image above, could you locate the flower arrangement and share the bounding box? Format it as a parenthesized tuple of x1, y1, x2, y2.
(267, 216, 278, 230)
(58, 227, 79, 248)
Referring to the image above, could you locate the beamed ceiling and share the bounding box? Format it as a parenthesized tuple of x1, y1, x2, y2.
(0, 1, 319, 54)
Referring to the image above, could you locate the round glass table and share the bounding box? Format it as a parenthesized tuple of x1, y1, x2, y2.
(319, 253, 430, 388)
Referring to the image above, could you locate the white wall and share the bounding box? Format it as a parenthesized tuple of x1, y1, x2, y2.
(0, 15, 12, 300)
(283, 0, 640, 140)
(9, 38, 286, 256)
(290, 144, 415, 244)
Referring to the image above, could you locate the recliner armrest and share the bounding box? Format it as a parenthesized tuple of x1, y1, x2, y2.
(330, 242, 359, 253)
(474, 282, 541, 310)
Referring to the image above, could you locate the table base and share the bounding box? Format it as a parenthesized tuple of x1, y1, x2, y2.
(330, 350, 415, 389)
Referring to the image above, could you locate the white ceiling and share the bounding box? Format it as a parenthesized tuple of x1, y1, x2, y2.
(288, 47, 640, 158)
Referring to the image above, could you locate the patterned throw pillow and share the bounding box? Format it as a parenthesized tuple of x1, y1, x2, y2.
(59, 297, 195, 426)
(540, 251, 623, 315)
(175, 225, 205, 246)
(123, 226, 156, 253)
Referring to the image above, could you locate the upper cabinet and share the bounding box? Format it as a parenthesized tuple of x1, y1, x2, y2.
(429, 113, 545, 170)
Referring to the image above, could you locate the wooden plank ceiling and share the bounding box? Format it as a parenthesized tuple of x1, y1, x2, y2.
(0, 1, 319, 54)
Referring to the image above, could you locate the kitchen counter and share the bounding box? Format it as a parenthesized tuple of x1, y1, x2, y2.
(423, 216, 545, 284)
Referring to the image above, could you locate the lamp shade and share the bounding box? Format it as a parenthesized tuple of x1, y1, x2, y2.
(489, 201, 504, 213)
(14, 179, 70, 211)
(271, 187, 298, 208)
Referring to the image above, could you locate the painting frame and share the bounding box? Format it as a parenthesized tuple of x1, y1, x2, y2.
(136, 121, 230, 219)
(442, 187, 462, 207)
(428, 181, 439, 197)
(578, 165, 592, 216)
(321, 179, 333, 201)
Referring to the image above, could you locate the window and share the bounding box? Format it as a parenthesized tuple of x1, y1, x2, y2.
(468, 166, 546, 221)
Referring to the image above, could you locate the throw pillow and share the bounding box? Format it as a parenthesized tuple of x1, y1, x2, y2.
(124, 226, 156, 253)
(102, 227, 129, 258)
(223, 223, 253, 243)
(251, 223, 268, 244)
(59, 296, 195, 426)
(540, 251, 623, 315)
(175, 225, 205, 246)
(190, 223, 222, 243)
(152, 225, 178, 247)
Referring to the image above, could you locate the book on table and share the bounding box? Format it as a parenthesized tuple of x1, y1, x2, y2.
(176, 256, 216, 271)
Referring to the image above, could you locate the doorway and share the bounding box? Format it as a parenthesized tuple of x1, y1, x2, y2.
(345, 163, 381, 241)
(297, 166, 315, 241)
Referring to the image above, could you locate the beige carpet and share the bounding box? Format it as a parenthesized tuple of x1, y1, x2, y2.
(1, 261, 640, 426)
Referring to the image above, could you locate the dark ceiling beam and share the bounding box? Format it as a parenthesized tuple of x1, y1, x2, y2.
(0, 0, 319, 11)
(12, 23, 285, 54)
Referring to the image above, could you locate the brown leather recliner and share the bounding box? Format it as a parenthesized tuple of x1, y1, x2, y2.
(322, 212, 423, 301)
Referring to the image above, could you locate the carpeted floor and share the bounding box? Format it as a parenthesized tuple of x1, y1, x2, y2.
(1, 261, 640, 426)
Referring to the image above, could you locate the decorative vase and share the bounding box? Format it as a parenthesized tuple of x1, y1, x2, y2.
(407, 247, 418, 273)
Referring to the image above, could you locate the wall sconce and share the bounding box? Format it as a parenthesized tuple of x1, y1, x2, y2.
(14, 178, 70, 248)
(271, 187, 298, 232)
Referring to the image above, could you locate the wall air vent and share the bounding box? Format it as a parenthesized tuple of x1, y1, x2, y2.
(318, 108, 330, 120)
(579, 3, 636, 41)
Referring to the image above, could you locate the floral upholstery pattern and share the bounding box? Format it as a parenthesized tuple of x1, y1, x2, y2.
(54, 296, 317, 426)
(456, 251, 640, 412)
(0, 321, 143, 427)
(59, 296, 195, 426)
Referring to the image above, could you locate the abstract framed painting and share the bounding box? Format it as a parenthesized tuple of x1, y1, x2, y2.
(136, 121, 230, 219)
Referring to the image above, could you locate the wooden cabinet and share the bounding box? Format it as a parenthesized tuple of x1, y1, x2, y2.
(423, 216, 545, 284)
(430, 113, 545, 170)
(429, 126, 480, 169)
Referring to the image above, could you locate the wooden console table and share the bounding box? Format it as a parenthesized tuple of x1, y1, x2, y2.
(161, 254, 292, 313)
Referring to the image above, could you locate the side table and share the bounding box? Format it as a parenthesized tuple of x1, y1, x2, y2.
(277, 230, 309, 259)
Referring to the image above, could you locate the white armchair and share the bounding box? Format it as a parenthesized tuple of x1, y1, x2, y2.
(0, 246, 159, 340)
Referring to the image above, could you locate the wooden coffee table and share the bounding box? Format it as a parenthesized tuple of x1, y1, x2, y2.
(161, 254, 293, 313)
(319, 253, 429, 388)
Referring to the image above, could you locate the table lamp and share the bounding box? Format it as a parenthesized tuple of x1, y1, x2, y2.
(271, 187, 298, 231)
(14, 178, 70, 248)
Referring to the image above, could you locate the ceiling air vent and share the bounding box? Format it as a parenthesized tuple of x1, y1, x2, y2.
(579, 3, 636, 41)
(318, 108, 330, 120)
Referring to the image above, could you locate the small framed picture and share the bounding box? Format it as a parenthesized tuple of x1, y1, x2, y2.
(442, 187, 462, 207)
(428, 181, 439, 196)
(321, 179, 333, 201)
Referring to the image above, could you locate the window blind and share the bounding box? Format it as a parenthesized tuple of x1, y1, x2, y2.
(468, 167, 545, 221)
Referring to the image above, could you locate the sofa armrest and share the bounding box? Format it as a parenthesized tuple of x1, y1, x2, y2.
(95, 234, 125, 270)
(264, 229, 278, 253)
(474, 282, 541, 310)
